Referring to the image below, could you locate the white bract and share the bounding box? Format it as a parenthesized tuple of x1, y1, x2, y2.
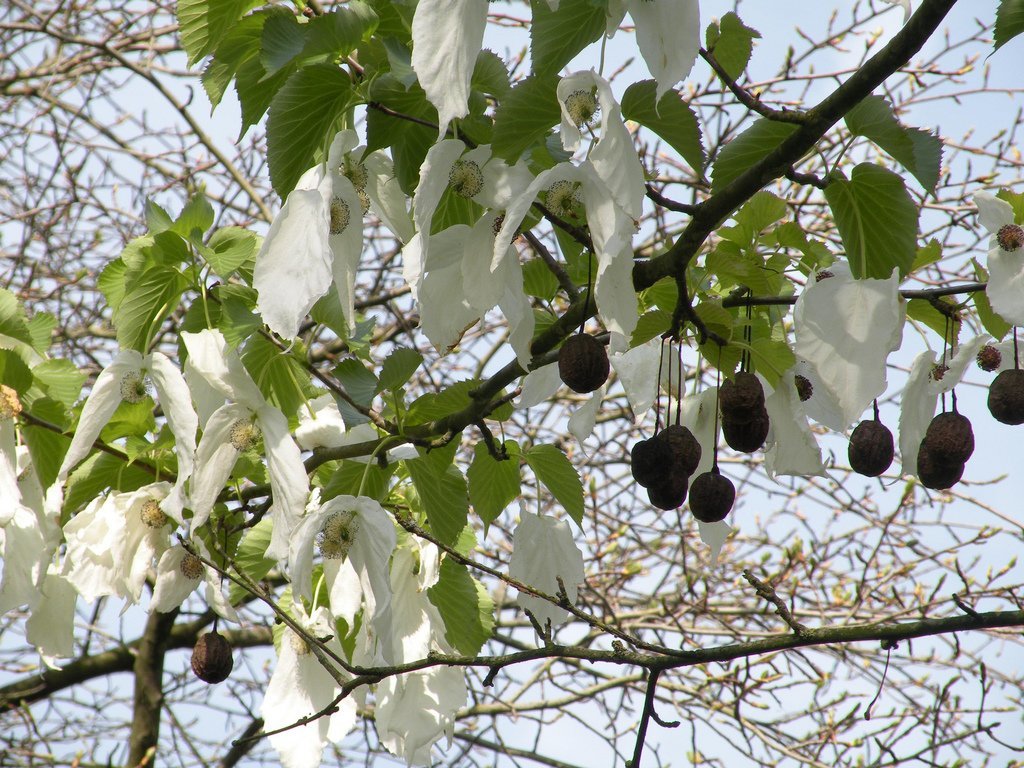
(975, 192, 1024, 325)
(897, 335, 989, 477)
(289, 494, 396, 662)
(508, 509, 586, 634)
(182, 329, 308, 561)
(254, 130, 411, 340)
(606, 0, 700, 101)
(794, 262, 903, 430)
(760, 370, 826, 479)
(882, 0, 912, 23)
(494, 161, 639, 351)
(262, 606, 356, 768)
(56, 349, 197, 518)
(411, 0, 488, 137)
(150, 543, 238, 621)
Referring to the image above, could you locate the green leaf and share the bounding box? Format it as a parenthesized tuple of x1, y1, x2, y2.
(522, 258, 561, 301)
(405, 379, 513, 425)
(491, 75, 561, 163)
(911, 239, 943, 272)
(63, 452, 154, 515)
(467, 441, 521, 528)
(267, 64, 354, 198)
(171, 192, 215, 240)
(26, 312, 56, 354)
(524, 444, 584, 526)
(428, 557, 494, 655)
(406, 450, 469, 546)
(994, 0, 1024, 52)
(177, 0, 259, 66)
(145, 200, 174, 233)
(0, 288, 33, 346)
(630, 309, 671, 346)
(530, 0, 606, 78)
(972, 258, 1011, 341)
(705, 12, 761, 81)
(23, 397, 68, 489)
(907, 298, 960, 342)
(301, 5, 379, 63)
(322, 458, 394, 502)
(472, 49, 511, 99)
(261, 12, 308, 75)
(334, 358, 378, 426)
(113, 265, 187, 352)
(241, 335, 310, 415)
(621, 80, 705, 175)
(996, 188, 1024, 223)
(228, 516, 277, 605)
(711, 118, 797, 192)
(215, 285, 262, 347)
(720, 191, 788, 246)
(377, 347, 423, 393)
(201, 11, 268, 109)
(845, 96, 942, 192)
(0, 349, 32, 394)
(203, 226, 259, 278)
(749, 337, 796, 387)
(33, 360, 85, 408)
(823, 163, 918, 280)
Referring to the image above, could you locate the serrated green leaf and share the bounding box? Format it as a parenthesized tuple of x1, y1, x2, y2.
(630, 309, 671, 346)
(823, 163, 918, 280)
(621, 80, 705, 175)
(749, 337, 795, 387)
(377, 347, 423, 393)
(145, 200, 174, 234)
(467, 441, 521, 528)
(23, 398, 68, 490)
(203, 226, 259, 278)
(911, 239, 943, 272)
(322, 459, 394, 502)
(705, 12, 760, 81)
(261, 12, 308, 75)
(172, 192, 215, 240)
(994, 0, 1024, 52)
(25, 312, 56, 354)
(215, 285, 261, 347)
(845, 96, 942, 192)
(721, 191, 788, 246)
(406, 450, 469, 545)
(711, 118, 797, 192)
(472, 49, 511, 98)
(522, 258, 560, 301)
(33, 360, 85, 408)
(491, 75, 561, 163)
(530, 0, 605, 78)
(113, 266, 187, 352)
(996, 188, 1024, 223)
(524, 444, 583, 526)
(907, 298, 960, 342)
(201, 11, 268, 109)
(972, 258, 1011, 340)
(241, 335, 309, 415)
(706, 241, 782, 295)
(177, 0, 259, 66)
(267, 64, 354, 198)
(428, 557, 494, 655)
(0, 288, 33, 347)
(63, 451, 154, 515)
(0, 350, 32, 394)
(334, 358, 378, 426)
(301, 4, 379, 63)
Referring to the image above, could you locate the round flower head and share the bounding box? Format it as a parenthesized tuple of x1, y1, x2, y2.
(179, 551, 205, 580)
(329, 196, 351, 235)
(316, 509, 359, 561)
(228, 418, 261, 451)
(448, 158, 484, 199)
(340, 157, 368, 191)
(119, 370, 149, 403)
(0, 384, 21, 420)
(139, 498, 169, 529)
(564, 88, 600, 127)
(545, 180, 583, 219)
(997, 223, 1024, 252)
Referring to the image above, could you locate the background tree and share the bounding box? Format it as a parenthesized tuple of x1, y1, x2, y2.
(1, 1, 1023, 767)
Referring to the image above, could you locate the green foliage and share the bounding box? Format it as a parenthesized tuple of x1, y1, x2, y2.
(845, 96, 942, 192)
(201, 227, 259, 279)
(114, 266, 188, 352)
(228, 516, 277, 605)
(994, 0, 1024, 52)
(523, 444, 584, 526)
(428, 556, 495, 656)
(377, 347, 424, 393)
(529, 0, 606, 79)
(823, 163, 918, 280)
(177, 0, 260, 66)
(711, 118, 798, 192)
(467, 441, 521, 529)
(620, 80, 705, 174)
(406, 448, 469, 546)
(491, 75, 562, 163)
(705, 12, 761, 81)
(267, 64, 355, 197)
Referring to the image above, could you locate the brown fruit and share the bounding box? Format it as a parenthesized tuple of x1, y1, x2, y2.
(722, 409, 769, 453)
(976, 345, 1002, 372)
(647, 472, 689, 510)
(988, 368, 1024, 425)
(630, 437, 672, 488)
(916, 443, 964, 490)
(557, 334, 609, 394)
(659, 424, 702, 476)
(848, 419, 894, 477)
(191, 631, 234, 684)
(688, 468, 736, 523)
(719, 372, 765, 423)
(922, 411, 974, 465)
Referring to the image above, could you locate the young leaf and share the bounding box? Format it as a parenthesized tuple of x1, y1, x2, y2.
(705, 12, 761, 81)
(524, 444, 584, 526)
(172, 193, 215, 241)
(266, 64, 354, 198)
(823, 163, 918, 280)
(113, 265, 187, 352)
(620, 80, 705, 175)
(202, 227, 259, 279)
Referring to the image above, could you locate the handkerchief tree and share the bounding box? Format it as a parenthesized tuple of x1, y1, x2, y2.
(3, 1, 1024, 766)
